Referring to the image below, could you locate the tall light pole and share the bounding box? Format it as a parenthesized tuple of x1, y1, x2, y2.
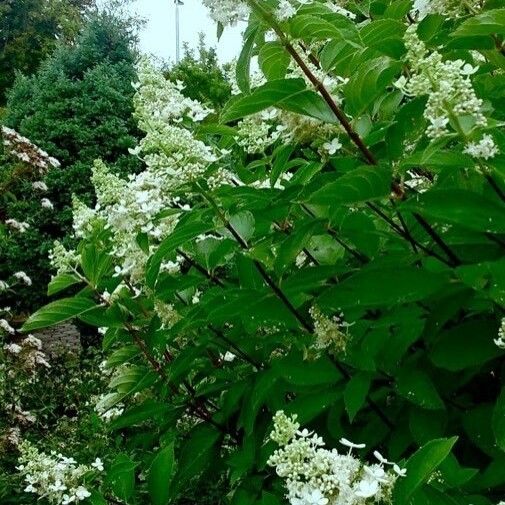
(175, 0, 184, 64)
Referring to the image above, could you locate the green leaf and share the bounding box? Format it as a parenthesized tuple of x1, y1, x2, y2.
(492, 387, 505, 452)
(403, 189, 505, 234)
(221, 79, 337, 124)
(22, 297, 96, 332)
(258, 42, 290, 80)
(81, 242, 113, 286)
(229, 211, 255, 242)
(274, 220, 323, 274)
(452, 9, 505, 37)
(430, 320, 502, 372)
(149, 443, 176, 505)
(397, 369, 445, 411)
(360, 19, 406, 54)
(173, 424, 221, 491)
(318, 266, 446, 309)
(110, 401, 173, 430)
(270, 144, 294, 187)
(289, 14, 348, 41)
(344, 372, 372, 422)
(146, 218, 214, 287)
(47, 273, 82, 296)
(307, 165, 392, 205)
(236, 24, 259, 93)
(344, 56, 402, 114)
(288, 8, 359, 43)
(393, 437, 458, 503)
(273, 354, 342, 386)
(106, 454, 137, 503)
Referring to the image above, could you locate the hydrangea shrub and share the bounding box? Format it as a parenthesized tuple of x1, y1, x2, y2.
(21, 1, 505, 504)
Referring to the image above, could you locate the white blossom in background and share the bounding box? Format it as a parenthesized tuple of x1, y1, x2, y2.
(1, 126, 60, 173)
(495, 318, 505, 350)
(3, 334, 50, 371)
(201, 0, 249, 26)
(464, 134, 499, 160)
(5, 218, 30, 233)
(41, 198, 54, 210)
(17, 441, 100, 504)
(412, 0, 482, 18)
(0, 280, 9, 292)
(268, 411, 404, 505)
(13, 271, 32, 286)
(397, 26, 486, 140)
(0, 319, 16, 335)
(32, 181, 48, 192)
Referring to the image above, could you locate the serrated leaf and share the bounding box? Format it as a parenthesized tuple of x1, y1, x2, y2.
(22, 297, 96, 332)
(344, 56, 402, 114)
(307, 165, 392, 205)
(397, 369, 445, 410)
(146, 218, 214, 287)
(402, 189, 505, 234)
(492, 387, 505, 452)
(106, 454, 137, 502)
(236, 24, 259, 93)
(318, 266, 446, 309)
(110, 401, 173, 430)
(258, 42, 290, 80)
(452, 9, 505, 38)
(221, 78, 337, 124)
(344, 372, 372, 422)
(173, 424, 221, 491)
(393, 437, 458, 502)
(149, 443, 176, 505)
(47, 273, 82, 296)
(430, 320, 502, 372)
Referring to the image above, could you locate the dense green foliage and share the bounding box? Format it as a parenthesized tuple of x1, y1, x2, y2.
(0, 12, 140, 312)
(0, 0, 95, 104)
(167, 37, 232, 109)
(3, 0, 505, 504)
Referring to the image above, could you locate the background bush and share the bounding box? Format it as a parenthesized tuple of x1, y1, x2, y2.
(0, 11, 141, 313)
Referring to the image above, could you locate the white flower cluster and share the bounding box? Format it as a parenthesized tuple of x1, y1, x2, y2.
(13, 271, 32, 286)
(1, 126, 60, 173)
(32, 180, 48, 192)
(17, 441, 102, 504)
(60, 59, 234, 288)
(309, 306, 350, 355)
(49, 241, 80, 276)
(202, 0, 249, 26)
(41, 197, 55, 210)
(133, 58, 220, 190)
(268, 411, 405, 505)
(5, 218, 30, 233)
(463, 134, 499, 160)
(154, 300, 181, 329)
(275, 0, 356, 22)
(495, 318, 505, 350)
(412, 0, 482, 19)
(3, 334, 50, 371)
(397, 26, 486, 140)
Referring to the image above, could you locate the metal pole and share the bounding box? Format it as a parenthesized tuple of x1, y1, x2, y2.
(175, 0, 180, 64)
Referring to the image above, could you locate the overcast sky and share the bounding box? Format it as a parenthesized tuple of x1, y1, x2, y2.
(127, 0, 245, 64)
